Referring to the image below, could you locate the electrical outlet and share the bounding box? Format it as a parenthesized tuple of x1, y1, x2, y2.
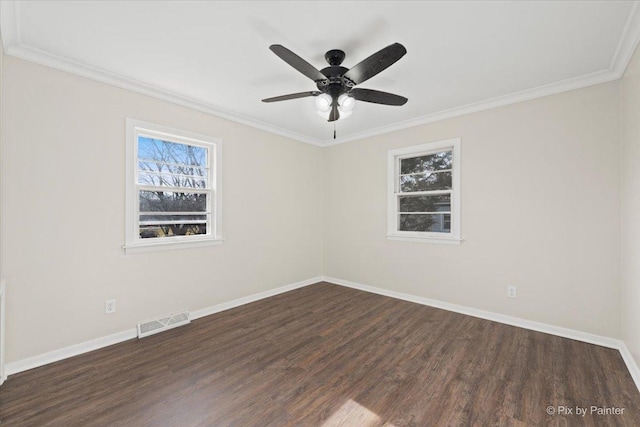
(507, 286, 517, 298)
(105, 299, 116, 314)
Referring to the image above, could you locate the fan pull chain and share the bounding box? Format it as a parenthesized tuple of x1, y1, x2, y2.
(333, 122, 337, 140)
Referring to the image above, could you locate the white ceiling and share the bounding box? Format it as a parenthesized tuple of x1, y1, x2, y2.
(1, 1, 639, 145)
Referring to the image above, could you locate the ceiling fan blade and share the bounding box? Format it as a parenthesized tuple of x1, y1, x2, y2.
(262, 91, 321, 102)
(269, 45, 327, 82)
(343, 43, 407, 86)
(328, 99, 340, 122)
(350, 88, 408, 106)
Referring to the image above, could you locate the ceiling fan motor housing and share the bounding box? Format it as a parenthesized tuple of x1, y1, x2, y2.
(318, 49, 363, 100)
(318, 67, 350, 99)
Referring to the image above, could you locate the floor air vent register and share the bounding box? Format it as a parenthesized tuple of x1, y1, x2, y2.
(137, 311, 190, 338)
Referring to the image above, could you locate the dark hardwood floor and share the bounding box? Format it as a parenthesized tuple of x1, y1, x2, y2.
(0, 282, 638, 426)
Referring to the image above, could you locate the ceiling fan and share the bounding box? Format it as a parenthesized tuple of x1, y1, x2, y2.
(262, 43, 408, 122)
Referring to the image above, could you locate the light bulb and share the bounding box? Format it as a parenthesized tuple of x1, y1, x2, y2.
(314, 94, 332, 112)
(338, 94, 355, 111)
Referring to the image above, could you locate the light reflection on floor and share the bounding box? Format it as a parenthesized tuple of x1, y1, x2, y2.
(321, 399, 398, 427)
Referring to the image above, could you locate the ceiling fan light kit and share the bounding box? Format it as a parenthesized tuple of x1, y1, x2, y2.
(315, 93, 355, 121)
(262, 43, 408, 126)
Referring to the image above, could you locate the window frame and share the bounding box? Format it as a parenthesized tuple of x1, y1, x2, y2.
(124, 118, 222, 253)
(387, 138, 461, 244)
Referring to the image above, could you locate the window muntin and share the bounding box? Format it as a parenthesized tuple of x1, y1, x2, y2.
(125, 119, 222, 252)
(388, 139, 460, 243)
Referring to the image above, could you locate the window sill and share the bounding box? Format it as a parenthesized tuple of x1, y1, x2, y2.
(386, 234, 462, 245)
(123, 238, 224, 254)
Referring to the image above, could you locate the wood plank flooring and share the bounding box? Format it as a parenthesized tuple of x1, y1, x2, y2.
(0, 282, 638, 426)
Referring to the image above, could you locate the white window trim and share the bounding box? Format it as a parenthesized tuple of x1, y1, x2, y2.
(387, 138, 461, 245)
(124, 118, 223, 254)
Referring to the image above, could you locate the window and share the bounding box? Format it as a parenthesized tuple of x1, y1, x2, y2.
(125, 119, 222, 253)
(387, 138, 461, 244)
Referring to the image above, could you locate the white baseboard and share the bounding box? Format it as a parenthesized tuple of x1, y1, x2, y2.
(619, 342, 640, 392)
(190, 276, 322, 320)
(322, 276, 619, 348)
(4, 276, 322, 377)
(5, 328, 138, 376)
(322, 275, 640, 392)
(1, 279, 6, 385)
(5, 275, 639, 395)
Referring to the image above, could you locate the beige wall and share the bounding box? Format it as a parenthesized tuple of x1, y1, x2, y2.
(323, 82, 621, 338)
(1, 57, 323, 363)
(0, 48, 633, 365)
(621, 45, 640, 367)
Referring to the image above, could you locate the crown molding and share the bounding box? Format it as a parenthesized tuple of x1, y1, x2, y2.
(6, 43, 325, 146)
(611, 1, 640, 78)
(323, 1, 640, 146)
(321, 68, 617, 146)
(2, 1, 639, 148)
(0, 0, 323, 147)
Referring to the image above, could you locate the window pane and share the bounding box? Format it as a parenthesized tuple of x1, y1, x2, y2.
(137, 136, 208, 188)
(399, 194, 450, 213)
(400, 151, 452, 174)
(399, 214, 451, 233)
(138, 136, 207, 166)
(400, 171, 451, 192)
(139, 221, 207, 239)
(139, 190, 207, 213)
